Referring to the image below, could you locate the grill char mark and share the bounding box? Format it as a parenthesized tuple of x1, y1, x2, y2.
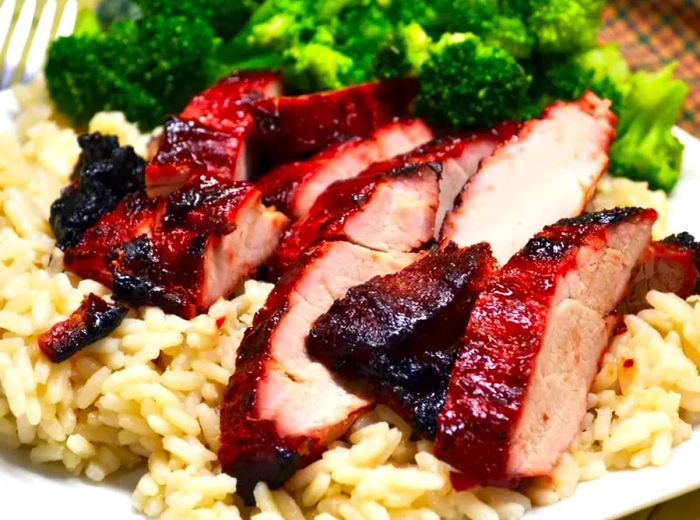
(307, 243, 498, 438)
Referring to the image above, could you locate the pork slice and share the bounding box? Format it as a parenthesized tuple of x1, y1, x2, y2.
(257, 118, 433, 218)
(219, 241, 415, 501)
(441, 93, 616, 264)
(146, 72, 282, 194)
(250, 78, 420, 164)
(269, 163, 440, 278)
(180, 70, 283, 133)
(435, 207, 657, 487)
(145, 117, 252, 196)
(307, 243, 497, 438)
(64, 191, 163, 287)
(619, 232, 700, 314)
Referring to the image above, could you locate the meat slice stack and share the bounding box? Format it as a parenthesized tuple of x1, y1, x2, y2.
(441, 92, 617, 264)
(219, 242, 415, 500)
(435, 207, 657, 487)
(250, 78, 420, 164)
(307, 243, 497, 438)
(620, 232, 700, 313)
(146, 71, 283, 195)
(257, 118, 433, 218)
(269, 163, 440, 277)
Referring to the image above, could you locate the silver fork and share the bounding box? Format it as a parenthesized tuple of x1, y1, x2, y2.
(0, 0, 77, 89)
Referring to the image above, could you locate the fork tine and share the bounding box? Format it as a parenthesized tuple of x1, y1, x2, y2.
(0, 0, 18, 64)
(21, 0, 57, 83)
(56, 0, 77, 38)
(1, 0, 36, 89)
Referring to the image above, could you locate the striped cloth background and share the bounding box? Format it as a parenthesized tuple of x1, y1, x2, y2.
(600, 0, 699, 134)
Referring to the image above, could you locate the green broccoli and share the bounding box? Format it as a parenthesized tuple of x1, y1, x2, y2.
(526, 0, 605, 54)
(430, 0, 533, 58)
(373, 23, 433, 79)
(133, 0, 258, 40)
(45, 16, 218, 130)
(282, 44, 355, 91)
(416, 33, 532, 128)
(222, 0, 399, 91)
(533, 44, 631, 113)
(609, 64, 689, 193)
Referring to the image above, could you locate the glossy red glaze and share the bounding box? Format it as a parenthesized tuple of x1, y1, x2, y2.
(435, 207, 658, 487)
(64, 192, 162, 286)
(145, 117, 248, 194)
(256, 135, 367, 216)
(181, 71, 282, 133)
(250, 78, 419, 164)
(163, 178, 258, 234)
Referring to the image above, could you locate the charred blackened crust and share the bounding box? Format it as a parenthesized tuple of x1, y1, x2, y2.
(50, 133, 145, 249)
(163, 180, 255, 234)
(523, 207, 652, 261)
(109, 235, 200, 318)
(307, 242, 497, 438)
(38, 294, 127, 363)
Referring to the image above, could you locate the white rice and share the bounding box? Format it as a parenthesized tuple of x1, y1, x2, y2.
(0, 79, 697, 520)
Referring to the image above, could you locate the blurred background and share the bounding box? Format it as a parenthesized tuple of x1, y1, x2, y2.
(600, 0, 699, 134)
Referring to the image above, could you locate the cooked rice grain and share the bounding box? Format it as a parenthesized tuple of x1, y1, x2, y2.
(0, 79, 697, 520)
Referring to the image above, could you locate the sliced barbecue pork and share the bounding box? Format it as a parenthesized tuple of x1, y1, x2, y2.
(146, 71, 282, 194)
(257, 119, 433, 218)
(435, 208, 657, 488)
(360, 123, 519, 233)
(180, 71, 282, 132)
(619, 232, 700, 314)
(64, 191, 162, 287)
(441, 92, 616, 264)
(64, 180, 288, 318)
(39, 294, 127, 363)
(307, 243, 497, 438)
(145, 117, 252, 196)
(219, 241, 415, 501)
(249, 78, 419, 164)
(269, 163, 440, 277)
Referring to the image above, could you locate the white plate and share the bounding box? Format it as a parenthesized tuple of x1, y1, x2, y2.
(1, 90, 699, 520)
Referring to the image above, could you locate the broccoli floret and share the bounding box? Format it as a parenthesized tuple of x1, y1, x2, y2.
(529, 44, 630, 114)
(608, 64, 689, 193)
(486, 15, 533, 59)
(282, 44, 355, 91)
(416, 33, 532, 128)
(134, 0, 257, 39)
(526, 0, 605, 54)
(373, 23, 432, 79)
(46, 16, 218, 130)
